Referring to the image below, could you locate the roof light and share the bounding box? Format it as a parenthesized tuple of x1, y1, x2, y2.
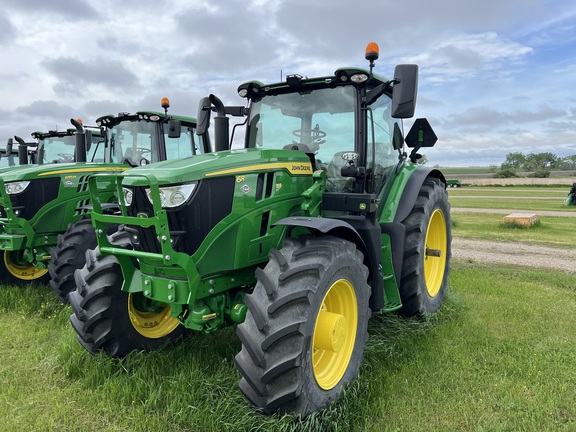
(365, 42, 379, 62)
(77, 118, 83, 125)
(238, 88, 248, 98)
(161, 97, 170, 109)
(351, 74, 368, 83)
(149, 115, 160, 121)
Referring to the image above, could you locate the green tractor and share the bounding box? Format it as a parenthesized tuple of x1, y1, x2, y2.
(0, 102, 207, 299)
(69, 43, 451, 417)
(566, 183, 576, 206)
(1, 137, 37, 168)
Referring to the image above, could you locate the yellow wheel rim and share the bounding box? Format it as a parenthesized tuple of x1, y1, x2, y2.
(4, 251, 49, 280)
(424, 209, 447, 297)
(128, 293, 180, 339)
(312, 279, 357, 390)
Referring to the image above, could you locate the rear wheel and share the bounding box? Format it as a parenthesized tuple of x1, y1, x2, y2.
(0, 250, 50, 285)
(235, 236, 370, 417)
(398, 177, 451, 317)
(68, 231, 184, 357)
(48, 219, 99, 301)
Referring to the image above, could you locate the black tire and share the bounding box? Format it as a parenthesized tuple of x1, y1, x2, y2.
(235, 236, 370, 417)
(397, 177, 451, 318)
(68, 230, 185, 357)
(48, 219, 99, 302)
(0, 250, 50, 285)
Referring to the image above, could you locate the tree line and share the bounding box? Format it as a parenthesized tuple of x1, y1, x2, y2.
(495, 152, 576, 178)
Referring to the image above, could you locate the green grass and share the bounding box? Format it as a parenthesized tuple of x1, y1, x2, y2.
(448, 186, 568, 197)
(451, 213, 575, 247)
(2, 264, 576, 431)
(449, 197, 574, 212)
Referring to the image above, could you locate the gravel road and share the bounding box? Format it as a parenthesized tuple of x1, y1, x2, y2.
(452, 207, 576, 217)
(452, 237, 576, 275)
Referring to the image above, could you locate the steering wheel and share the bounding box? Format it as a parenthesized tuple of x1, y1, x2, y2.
(132, 147, 151, 155)
(292, 128, 326, 145)
(57, 153, 74, 161)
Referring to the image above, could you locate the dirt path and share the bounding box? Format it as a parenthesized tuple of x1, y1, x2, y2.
(452, 237, 576, 275)
(452, 207, 576, 217)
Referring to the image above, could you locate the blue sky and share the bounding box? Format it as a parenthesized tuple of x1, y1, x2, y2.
(0, 0, 574, 167)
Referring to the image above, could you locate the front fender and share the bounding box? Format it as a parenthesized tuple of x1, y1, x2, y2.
(393, 167, 446, 223)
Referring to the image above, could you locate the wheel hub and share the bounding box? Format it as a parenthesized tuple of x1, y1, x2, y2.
(314, 310, 348, 353)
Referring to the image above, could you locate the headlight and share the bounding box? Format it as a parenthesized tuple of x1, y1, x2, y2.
(123, 187, 134, 206)
(5, 181, 30, 195)
(145, 183, 196, 208)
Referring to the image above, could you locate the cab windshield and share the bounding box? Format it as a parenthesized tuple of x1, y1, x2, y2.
(39, 136, 76, 163)
(246, 85, 401, 194)
(110, 120, 202, 166)
(246, 86, 356, 167)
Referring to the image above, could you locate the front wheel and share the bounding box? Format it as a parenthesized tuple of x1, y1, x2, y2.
(398, 177, 451, 318)
(68, 231, 184, 357)
(235, 236, 370, 417)
(48, 219, 99, 301)
(0, 250, 50, 285)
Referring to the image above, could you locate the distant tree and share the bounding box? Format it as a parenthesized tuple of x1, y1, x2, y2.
(501, 152, 526, 169)
(494, 167, 519, 178)
(528, 168, 551, 178)
(488, 164, 498, 173)
(524, 152, 558, 171)
(560, 155, 576, 170)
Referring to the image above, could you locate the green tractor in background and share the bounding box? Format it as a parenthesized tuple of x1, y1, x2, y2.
(69, 43, 451, 416)
(0, 101, 208, 301)
(566, 183, 576, 206)
(1, 137, 37, 168)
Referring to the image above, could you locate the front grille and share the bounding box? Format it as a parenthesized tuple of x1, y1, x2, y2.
(127, 177, 235, 255)
(0, 178, 60, 220)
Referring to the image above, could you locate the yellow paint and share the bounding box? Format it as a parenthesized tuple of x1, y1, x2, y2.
(39, 166, 130, 176)
(424, 209, 447, 297)
(312, 279, 358, 390)
(206, 162, 312, 177)
(128, 293, 180, 338)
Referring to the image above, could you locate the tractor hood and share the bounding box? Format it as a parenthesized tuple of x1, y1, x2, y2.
(119, 148, 313, 186)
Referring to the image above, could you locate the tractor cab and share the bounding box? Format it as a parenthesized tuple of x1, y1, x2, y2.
(32, 122, 103, 165)
(98, 99, 205, 168)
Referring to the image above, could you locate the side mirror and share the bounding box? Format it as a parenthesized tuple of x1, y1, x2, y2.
(196, 97, 212, 136)
(6, 138, 13, 155)
(167, 119, 181, 139)
(391, 64, 418, 119)
(85, 129, 92, 151)
(392, 123, 404, 150)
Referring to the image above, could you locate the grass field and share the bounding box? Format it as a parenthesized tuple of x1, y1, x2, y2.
(1, 262, 576, 431)
(2, 184, 576, 431)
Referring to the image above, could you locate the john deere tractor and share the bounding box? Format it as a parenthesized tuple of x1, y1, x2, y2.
(0, 102, 207, 300)
(69, 43, 451, 417)
(0, 137, 37, 168)
(566, 183, 576, 206)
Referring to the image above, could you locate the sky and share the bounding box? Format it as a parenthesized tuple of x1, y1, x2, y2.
(1, 0, 575, 167)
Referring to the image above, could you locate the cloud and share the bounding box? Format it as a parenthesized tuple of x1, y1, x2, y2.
(0, 14, 16, 44)
(41, 57, 140, 95)
(3, 0, 99, 19)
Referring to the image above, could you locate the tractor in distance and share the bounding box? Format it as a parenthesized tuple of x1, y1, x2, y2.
(0, 100, 208, 301)
(566, 182, 576, 206)
(0, 137, 37, 168)
(70, 42, 451, 417)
